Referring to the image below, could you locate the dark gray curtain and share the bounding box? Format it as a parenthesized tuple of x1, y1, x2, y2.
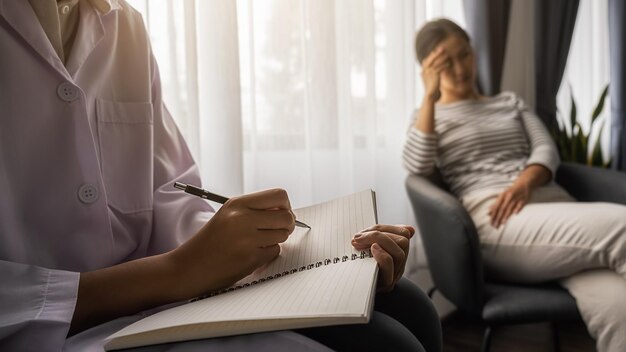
(463, 0, 511, 96)
(534, 0, 579, 133)
(609, 0, 626, 171)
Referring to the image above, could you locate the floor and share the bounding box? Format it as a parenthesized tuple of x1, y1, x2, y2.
(441, 313, 597, 352)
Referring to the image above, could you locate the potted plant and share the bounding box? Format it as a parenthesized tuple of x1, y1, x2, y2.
(552, 84, 611, 168)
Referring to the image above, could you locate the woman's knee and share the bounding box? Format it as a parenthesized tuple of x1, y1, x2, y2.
(561, 270, 626, 351)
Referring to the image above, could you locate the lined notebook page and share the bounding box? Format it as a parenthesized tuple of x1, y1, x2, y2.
(106, 258, 378, 350)
(237, 189, 376, 286)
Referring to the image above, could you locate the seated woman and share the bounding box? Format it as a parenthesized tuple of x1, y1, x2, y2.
(402, 18, 626, 352)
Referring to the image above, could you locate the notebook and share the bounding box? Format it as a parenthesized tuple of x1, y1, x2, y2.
(105, 189, 379, 350)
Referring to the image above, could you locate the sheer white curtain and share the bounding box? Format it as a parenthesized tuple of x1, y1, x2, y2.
(127, 0, 464, 226)
(556, 0, 611, 162)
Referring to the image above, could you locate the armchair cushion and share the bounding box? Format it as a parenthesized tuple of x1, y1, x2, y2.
(482, 283, 579, 325)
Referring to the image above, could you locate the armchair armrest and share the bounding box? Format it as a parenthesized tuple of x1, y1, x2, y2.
(405, 174, 484, 316)
(556, 163, 626, 204)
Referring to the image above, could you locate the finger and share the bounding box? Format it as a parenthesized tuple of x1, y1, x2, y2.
(428, 54, 450, 69)
(489, 194, 505, 226)
(494, 194, 513, 228)
(423, 58, 450, 77)
(423, 47, 446, 67)
(249, 208, 295, 232)
(352, 231, 407, 283)
(493, 199, 507, 227)
(488, 193, 503, 215)
(371, 243, 394, 293)
(232, 188, 291, 210)
(387, 233, 411, 254)
(352, 231, 407, 258)
(492, 197, 507, 228)
(421, 49, 439, 67)
(359, 224, 414, 239)
(255, 229, 292, 247)
(378, 233, 409, 284)
(514, 201, 525, 214)
(254, 244, 281, 266)
(499, 199, 518, 227)
(432, 61, 452, 73)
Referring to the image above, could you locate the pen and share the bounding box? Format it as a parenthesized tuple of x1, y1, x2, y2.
(173, 182, 311, 229)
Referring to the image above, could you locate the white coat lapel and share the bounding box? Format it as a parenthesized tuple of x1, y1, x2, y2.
(65, 1, 106, 78)
(0, 0, 68, 77)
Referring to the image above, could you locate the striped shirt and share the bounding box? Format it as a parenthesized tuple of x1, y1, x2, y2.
(402, 92, 559, 198)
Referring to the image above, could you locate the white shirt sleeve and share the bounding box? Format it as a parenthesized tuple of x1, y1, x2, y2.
(0, 260, 79, 352)
(145, 53, 215, 255)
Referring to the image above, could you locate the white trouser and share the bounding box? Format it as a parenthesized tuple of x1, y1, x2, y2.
(462, 183, 626, 352)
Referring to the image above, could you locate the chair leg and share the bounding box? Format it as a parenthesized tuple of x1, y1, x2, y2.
(481, 326, 493, 352)
(552, 322, 561, 352)
(427, 286, 437, 299)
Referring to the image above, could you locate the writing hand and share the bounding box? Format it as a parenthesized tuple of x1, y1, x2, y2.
(489, 183, 530, 228)
(351, 224, 414, 292)
(70, 188, 296, 334)
(168, 188, 296, 298)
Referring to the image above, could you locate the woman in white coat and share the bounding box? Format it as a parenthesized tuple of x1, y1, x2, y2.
(0, 1, 441, 351)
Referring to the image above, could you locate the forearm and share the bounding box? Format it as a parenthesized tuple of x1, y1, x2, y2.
(513, 164, 552, 191)
(414, 98, 437, 134)
(69, 252, 191, 335)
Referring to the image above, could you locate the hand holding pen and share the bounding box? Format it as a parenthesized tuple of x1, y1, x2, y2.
(168, 186, 306, 295)
(174, 182, 310, 229)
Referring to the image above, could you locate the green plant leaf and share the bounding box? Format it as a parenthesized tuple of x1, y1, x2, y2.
(558, 129, 571, 161)
(589, 125, 605, 166)
(591, 85, 609, 125)
(569, 85, 577, 137)
(572, 126, 586, 164)
(589, 144, 603, 166)
(575, 122, 589, 151)
(552, 83, 611, 168)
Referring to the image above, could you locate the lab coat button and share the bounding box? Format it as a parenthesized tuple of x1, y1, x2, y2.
(78, 184, 99, 204)
(57, 82, 79, 102)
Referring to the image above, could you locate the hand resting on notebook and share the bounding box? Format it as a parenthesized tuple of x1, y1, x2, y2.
(352, 224, 415, 292)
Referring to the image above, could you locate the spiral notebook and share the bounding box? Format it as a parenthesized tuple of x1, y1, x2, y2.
(105, 189, 379, 350)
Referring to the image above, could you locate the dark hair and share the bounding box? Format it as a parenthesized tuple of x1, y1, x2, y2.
(415, 18, 470, 63)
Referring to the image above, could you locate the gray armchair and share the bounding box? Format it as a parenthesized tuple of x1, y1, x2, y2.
(405, 162, 626, 352)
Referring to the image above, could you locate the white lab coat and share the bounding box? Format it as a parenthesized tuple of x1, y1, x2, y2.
(0, 1, 330, 351)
